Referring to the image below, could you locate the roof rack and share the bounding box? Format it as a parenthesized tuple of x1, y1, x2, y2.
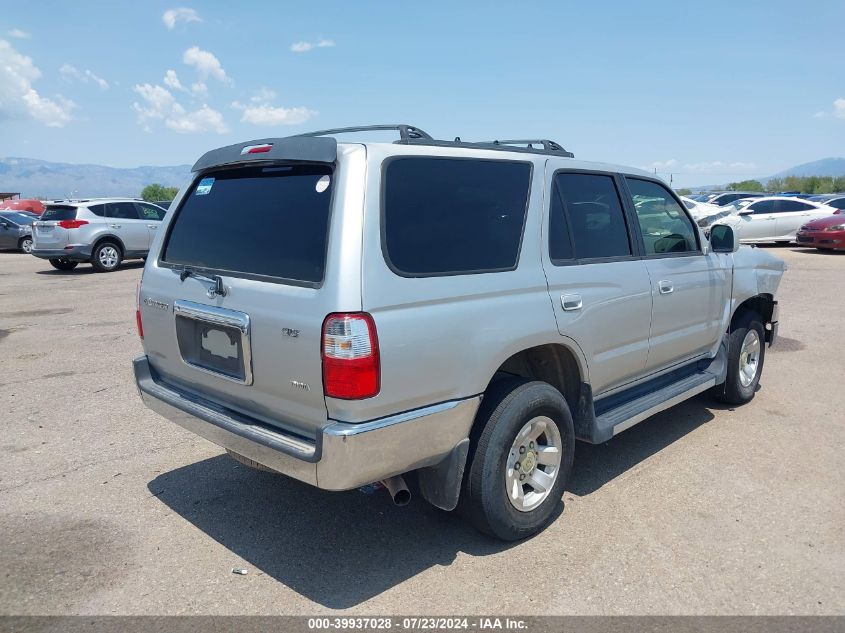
(297, 124, 434, 142)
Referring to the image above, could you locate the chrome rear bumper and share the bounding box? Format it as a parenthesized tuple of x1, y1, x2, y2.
(134, 355, 479, 490)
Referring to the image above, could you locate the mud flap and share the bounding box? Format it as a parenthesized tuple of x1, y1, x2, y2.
(417, 438, 470, 511)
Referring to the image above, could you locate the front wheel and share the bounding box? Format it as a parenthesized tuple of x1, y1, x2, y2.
(91, 242, 122, 272)
(462, 379, 575, 541)
(715, 319, 765, 405)
(49, 258, 78, 271)
(19, 237, 33, 253)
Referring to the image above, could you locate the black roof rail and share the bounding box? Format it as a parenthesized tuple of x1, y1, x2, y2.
(297, 124, 434, 142)
(483, 139, 573, 157)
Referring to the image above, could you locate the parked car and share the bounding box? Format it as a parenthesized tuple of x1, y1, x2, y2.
(150, 200, 173, 211)
(680, 196, 724, 221)
(2, 198, 45, 215)
(0, 211, 35, 253)
(727, 197, 839, 243)
(31, 199, 167, 272)
(796, 215, 845, 251)
(133, 125, 784, 541)
(807, 195, 845, 212)
(707, 191, 766, 206)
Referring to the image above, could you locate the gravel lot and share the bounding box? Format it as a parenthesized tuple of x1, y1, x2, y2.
(0, 247, 842, 616)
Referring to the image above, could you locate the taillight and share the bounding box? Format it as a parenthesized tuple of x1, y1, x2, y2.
(321, 313, 379, 399)
(135, 281, 144, 339)
(57, 220, 89, 229)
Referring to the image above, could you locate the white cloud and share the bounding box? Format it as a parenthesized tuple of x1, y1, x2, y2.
(643, 158, 757, 174)
(834, 98, 845, 120)
(132, 82, 226, 134)
(163, 69, 183, 90)
(231, 88, 316, 126)
(162, 8, 201, 30)
(291, 39, 335, 53)
(191, 81, 208, 96)
(8, 28, 30, 39)
(0, 39, 74, 127)
(183, 46, 229, 83)
(59, 63, 109, 89)
(166, 103, 227, 133)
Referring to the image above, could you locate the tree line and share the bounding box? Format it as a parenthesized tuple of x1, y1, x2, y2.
(140, 183, 179, 202)
(678, 175, 845, 196)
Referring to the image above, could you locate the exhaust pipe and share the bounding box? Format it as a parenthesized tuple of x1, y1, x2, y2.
(381, 475, 411, 506)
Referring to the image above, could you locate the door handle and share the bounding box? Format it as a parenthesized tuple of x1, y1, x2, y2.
(658, 280, 674, 294)
(147, 225, 158, 229)
(109, 224, 121, 229)
(561, 294, 582, 311)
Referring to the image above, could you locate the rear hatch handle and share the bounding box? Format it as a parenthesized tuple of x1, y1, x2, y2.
(179, 267, 227, 298)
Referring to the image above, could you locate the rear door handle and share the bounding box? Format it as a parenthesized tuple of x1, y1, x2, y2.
(561, 294, 582, 311)
(658, 280, 674, 294)
(147, 224, 158, 229)
(109, 224, 121, 229)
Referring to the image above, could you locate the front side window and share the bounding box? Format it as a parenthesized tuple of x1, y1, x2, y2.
(136, 202, 166, 221)
(626, 178, 699, 255)
(749, 200, 775, 214)
(383, 157, 531, 275)
(550, 173, 631, 260)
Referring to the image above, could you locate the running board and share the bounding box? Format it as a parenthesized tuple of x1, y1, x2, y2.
(592, 371, 716, 442)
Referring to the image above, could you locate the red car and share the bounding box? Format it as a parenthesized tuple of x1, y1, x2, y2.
(796, 214, 845, 251)
(3, 199, 45, 215)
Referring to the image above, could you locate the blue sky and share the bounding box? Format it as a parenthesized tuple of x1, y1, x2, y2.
(1, 0, 844, 187)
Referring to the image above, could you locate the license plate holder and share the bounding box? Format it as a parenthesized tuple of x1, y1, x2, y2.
(174, 301, 253, 384)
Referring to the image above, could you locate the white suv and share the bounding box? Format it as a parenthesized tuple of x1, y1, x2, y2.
(32, 198, 167, 272)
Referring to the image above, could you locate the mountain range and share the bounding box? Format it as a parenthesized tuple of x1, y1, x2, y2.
(0, 157, 190, 200)
(2, 155, 844, 200)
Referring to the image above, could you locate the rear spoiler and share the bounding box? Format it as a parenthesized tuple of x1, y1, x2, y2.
(192, 136, 337, 172)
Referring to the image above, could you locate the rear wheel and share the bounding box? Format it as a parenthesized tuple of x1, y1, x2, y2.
(91, 241, 122, 272)
(49, 258, 78, 271)
(715, 318, 765, 405)
(18, 237, 33, 254)
(462, 379, 574, 541)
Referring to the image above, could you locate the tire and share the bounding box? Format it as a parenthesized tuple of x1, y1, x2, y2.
(462, 378, 575, 541)
(715, 317, 766, 405)
(225, 449, 277, 473)
(91, 241, 122, 272)
(49, 258, 78, 271)
(18, 237, 33, 254)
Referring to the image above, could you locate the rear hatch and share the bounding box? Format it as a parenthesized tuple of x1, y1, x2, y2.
(33, 205, 77, 248)
(139, 156, 361, 441)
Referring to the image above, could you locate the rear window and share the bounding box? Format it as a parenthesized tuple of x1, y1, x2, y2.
(162, 164, 333, 285)
(383, 157, 531, 276)
(41, 205, 78, 221)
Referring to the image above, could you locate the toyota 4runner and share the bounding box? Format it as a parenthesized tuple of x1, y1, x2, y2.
(133, 125, 785, 540)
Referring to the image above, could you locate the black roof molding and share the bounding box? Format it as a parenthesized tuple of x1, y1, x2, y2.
(192, 136, 338, 172)
(297, 124, 434, 142)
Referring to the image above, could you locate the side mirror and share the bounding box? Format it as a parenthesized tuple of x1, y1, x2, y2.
(710, 224, 739, 253)
(0, 222, 9, 229)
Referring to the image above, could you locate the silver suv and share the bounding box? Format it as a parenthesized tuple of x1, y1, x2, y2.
(133, 125, 785, 540)
(32, 198, 167, 272)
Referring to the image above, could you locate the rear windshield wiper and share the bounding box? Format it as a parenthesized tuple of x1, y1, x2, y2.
(179, 267, 227, 298)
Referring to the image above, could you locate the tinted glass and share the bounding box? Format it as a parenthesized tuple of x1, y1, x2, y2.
(774, 199, 810, 213)
(87, 204, 106, 217)
(383, 158, 531, 275)
(136, 202, 166, 221)
(548, 183, 574, 261)
(554, 173, 631, 259)
(163, 164, 333, 284)
(626, 178, 698, 254)
(750, 200, 775, 213)
(41, 205, 78, 221)
(106, 202, 140, 219)
(0, 212, 34, 225)
(829, 198, 845, 210)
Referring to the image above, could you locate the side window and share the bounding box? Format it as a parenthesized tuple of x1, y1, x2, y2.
(136, 203, 166, 221)
(383, 157, 531, 275)
(552, 173, 631, 260)
(106, 202, 140, 220)
(87, 204, 106, 217)
(774, 199, 809, 213)
(750, 200, 775, 214)
(829, 198, 845, 210)
(626, 178, 699, 255)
